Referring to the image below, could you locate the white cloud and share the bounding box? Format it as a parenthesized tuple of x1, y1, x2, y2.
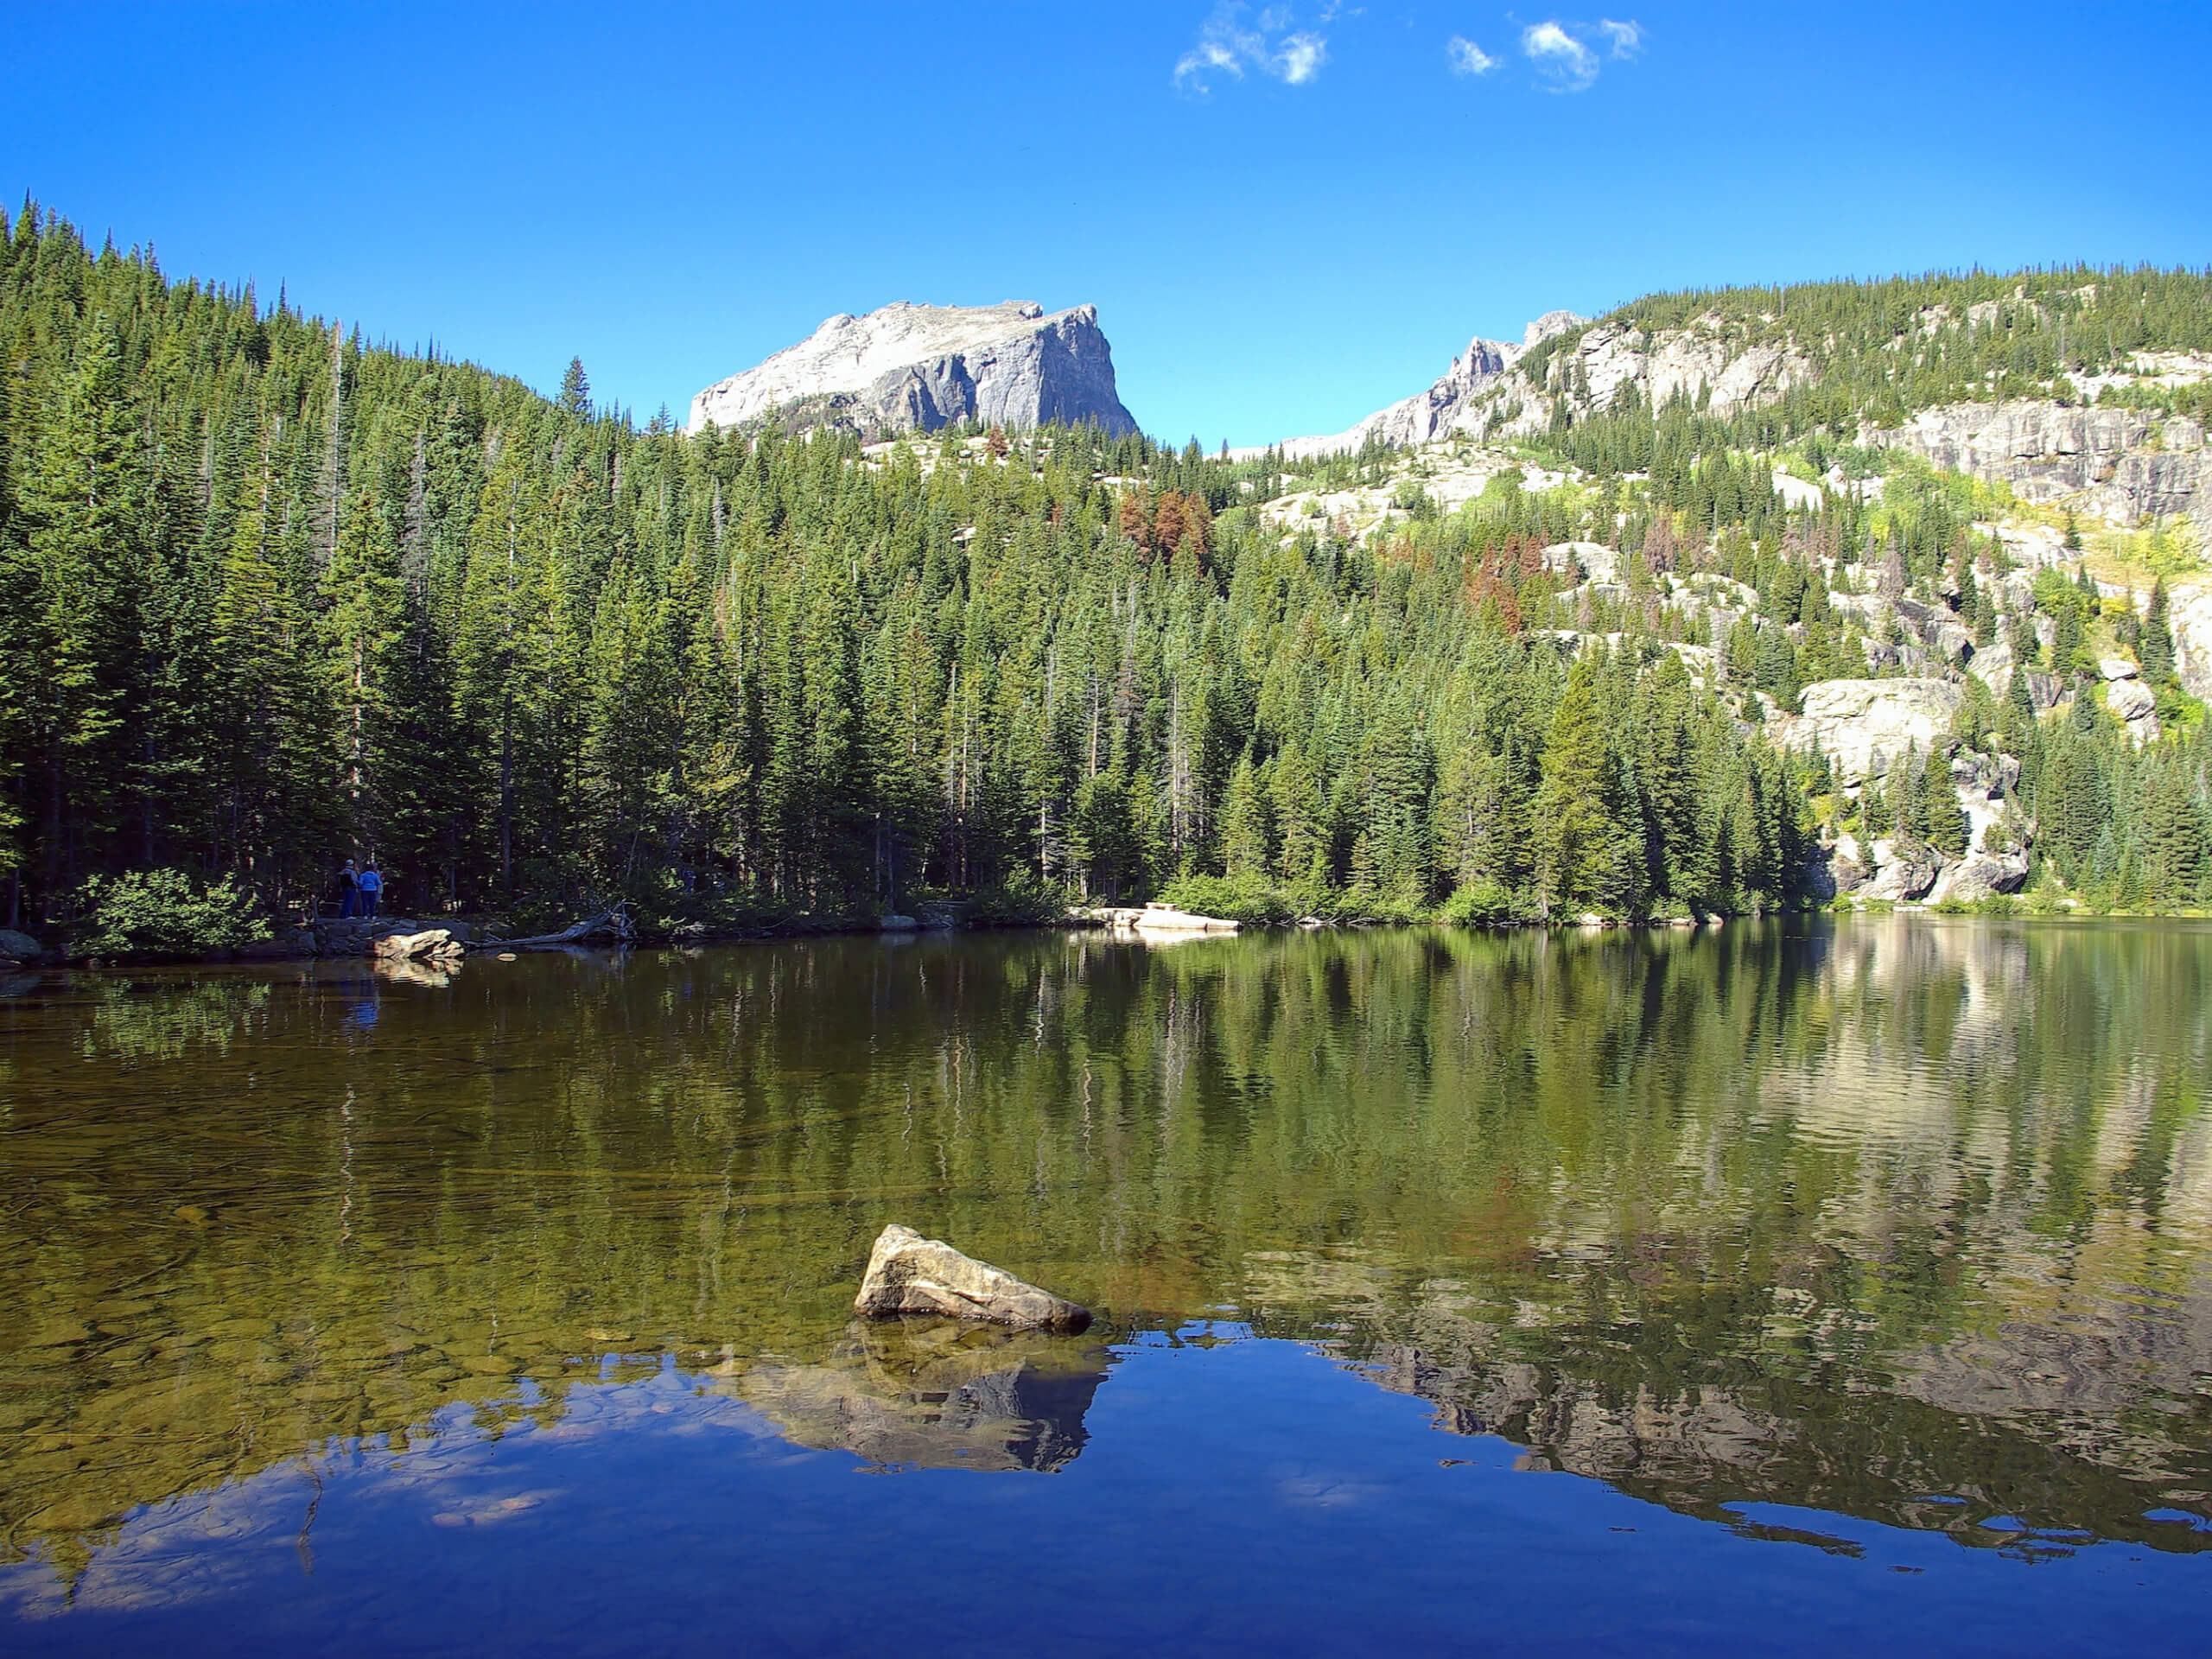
(1276, 31, 1328, 84)
(1522, 21, 1599, 91)
(1446, 35, 1498, 76)
(1175, 4, 1331, 93)
(1599, 18, 1642, 58)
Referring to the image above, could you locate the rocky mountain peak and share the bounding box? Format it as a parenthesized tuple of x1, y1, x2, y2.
(1522, 309, 1585, 347)
(689, 300, 1136, 439)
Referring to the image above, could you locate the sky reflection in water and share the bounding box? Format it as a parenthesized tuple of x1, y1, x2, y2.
(3, 919, 2211, 1650)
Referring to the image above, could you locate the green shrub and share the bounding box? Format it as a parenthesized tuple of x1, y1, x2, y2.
(1439, 879, 1537, 928)
(73, 869, 269, 958)
(962, 874, 1065, 925)
(1328, 886, 1435, 925)
(1157, 874, 1297, 926)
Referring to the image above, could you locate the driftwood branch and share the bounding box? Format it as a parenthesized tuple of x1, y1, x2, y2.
(487, 903, 634, 951)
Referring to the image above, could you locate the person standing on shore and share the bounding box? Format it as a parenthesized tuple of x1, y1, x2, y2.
(337, 859, 359, 918)
(358, 861, 383, 918)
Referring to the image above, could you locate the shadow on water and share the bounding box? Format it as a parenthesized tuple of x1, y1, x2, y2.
(3, 917, 2211, 1637)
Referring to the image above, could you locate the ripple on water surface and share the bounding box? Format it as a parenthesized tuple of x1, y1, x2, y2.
(3, 919, 2212, 1650)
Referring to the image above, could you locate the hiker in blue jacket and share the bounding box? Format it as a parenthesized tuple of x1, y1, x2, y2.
(358, 861, 384, 918)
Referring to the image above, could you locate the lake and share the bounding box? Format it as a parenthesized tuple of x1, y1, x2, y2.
(3, 919, 2210, 1653)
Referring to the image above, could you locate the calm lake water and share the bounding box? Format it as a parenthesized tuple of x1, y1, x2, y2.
(3, 919, 2211, 1653)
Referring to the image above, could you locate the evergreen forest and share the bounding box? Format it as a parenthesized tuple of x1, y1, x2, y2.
(2, 203, 2209, 944)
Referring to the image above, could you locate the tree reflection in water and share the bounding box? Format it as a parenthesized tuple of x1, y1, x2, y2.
(2, 917, 2210, 1600)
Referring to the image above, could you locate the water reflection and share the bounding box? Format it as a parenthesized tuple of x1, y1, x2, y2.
(732, 1319, 1112, 1472)
(1, 918, 2210, 1611)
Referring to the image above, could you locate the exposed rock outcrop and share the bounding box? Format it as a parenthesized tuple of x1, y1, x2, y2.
(1085, 903, 1240, 934)
(1926, 850, 2031, 905)
(1767, 678, 1965, 786)
(1859, 838, 1943, 902)
(1866, 402, 2212, 533)
(854, 1224, 1092, 1332)
(2168, 579, 2212, 702)
(690, 301, 1137, 439)
(1255, 311, 1584, 460)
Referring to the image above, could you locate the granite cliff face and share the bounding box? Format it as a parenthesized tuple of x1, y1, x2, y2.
(689, 301, 1137, 438)
(1866, 402, 2212, 532)
(1265, 310, 1582, 460)
(1267, 308, 2212, 542)
(1262, 308, 1823, 458)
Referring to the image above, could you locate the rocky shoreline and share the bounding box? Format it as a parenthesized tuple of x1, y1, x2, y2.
(4, 893, 2191, 977)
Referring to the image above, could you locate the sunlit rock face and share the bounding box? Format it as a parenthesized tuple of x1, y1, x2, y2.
(1260, 311, 1586, 461)
(1867, 404, 2211, 533)
(688, 301, 1137, 438)
(734, 1319, 1110, 1472)
(1766, 677, 1966, 787)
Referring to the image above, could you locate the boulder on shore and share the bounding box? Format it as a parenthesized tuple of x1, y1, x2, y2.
(372, 927, 463, 961)
(854, 1224, 1091, 1332)
(1927, 850, 2031, 905)
(0, 927, 44, 963)
(1861, 838, 1942, 902)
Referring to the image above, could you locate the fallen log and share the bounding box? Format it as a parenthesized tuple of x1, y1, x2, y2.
(484, 904, 634, 951)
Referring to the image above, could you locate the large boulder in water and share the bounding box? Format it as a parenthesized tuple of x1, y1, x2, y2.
(0, 928, 44, 963)
(854, 1224, 1091, 1332)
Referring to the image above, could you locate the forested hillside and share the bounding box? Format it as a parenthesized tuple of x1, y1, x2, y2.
(1521, 264, 2212, 428)
(1, 205, 2207, 943)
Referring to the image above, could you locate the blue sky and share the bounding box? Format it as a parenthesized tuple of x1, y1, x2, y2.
(7, 2, 2209, 447)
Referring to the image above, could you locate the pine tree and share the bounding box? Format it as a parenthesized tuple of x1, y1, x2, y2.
(1218, 749, 1273, 880)
(1535, 657, 1620, 912)
(557, 356, 592, 420)
(1923, 744, 1968, 857)
(2140, 578, 2177, 687)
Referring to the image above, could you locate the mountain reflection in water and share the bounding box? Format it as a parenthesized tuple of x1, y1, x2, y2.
(2, 918, 2210, 1641)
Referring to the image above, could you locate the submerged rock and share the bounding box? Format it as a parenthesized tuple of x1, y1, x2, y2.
(854, 1224, 1091, 1332)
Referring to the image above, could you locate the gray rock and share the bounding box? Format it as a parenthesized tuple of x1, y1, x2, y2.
(2024, 670, 2066, 712)
(0, 927, 43, 962)
(1928, 851, 2030, 905)
(2105, 677, 2156, 722)
(1865, 400, 2212, 535)
(1966, 638, 2015, 698)
(1767, 678, 1963, 787)
(1861, 838, 1942, 902)
(690, 301, 1136, 438)
(2168, 579, 2212, 702)
(854, 1224, 1091, 1332)
(373, 927, 453, 960)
